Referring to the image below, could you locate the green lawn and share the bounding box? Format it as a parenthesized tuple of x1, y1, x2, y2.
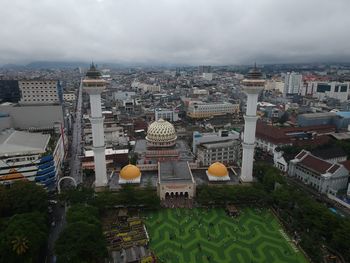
(144, 208, 309, 263)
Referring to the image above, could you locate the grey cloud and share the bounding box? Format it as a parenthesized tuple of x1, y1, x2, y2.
(0, 0, 350, 65)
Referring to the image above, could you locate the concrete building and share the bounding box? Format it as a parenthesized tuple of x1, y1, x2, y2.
(187, 101, 239, 119)
(240, 67, 265, 182)
(0, 80, 21, 103)
(154, 108, 179, 122)
(82, 148, 129, 170)
(0, 130, 66, 189)
(198, 65, 212, 74)
(83, 63, 108, 188)
(256, 121, 336, 154)
(63, 92, 76, 102)
(0, 103, 64, 131)
(83, 125, 128, 149)
(197, 138, 240, 167)
(202, 72, 213, 81)
(289, 150, 349, 195)
(19, 80, 63, 105)
(112, 91, 136, 101)
(264, 79, 284, 93)
(157, 161, 195, 200)
(297, 112, 350, 130)
(192, 88, 209, 97)
(284, 72, 302, 95)
(131, 81, 161, 93)
(303, 81, 350, 102)
(192, 130, 240, 154)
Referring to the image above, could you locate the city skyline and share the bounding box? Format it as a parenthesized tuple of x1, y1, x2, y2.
(1, 0, 350, 65)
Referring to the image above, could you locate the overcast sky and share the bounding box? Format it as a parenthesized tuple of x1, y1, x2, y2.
(1, 0, 350, 65)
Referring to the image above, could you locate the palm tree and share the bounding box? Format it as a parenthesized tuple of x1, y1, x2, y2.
(11, 236, 29, 255)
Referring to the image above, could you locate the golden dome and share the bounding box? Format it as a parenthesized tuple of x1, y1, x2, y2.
(119, 164, 141, 180)
(207, 162, 228, 177)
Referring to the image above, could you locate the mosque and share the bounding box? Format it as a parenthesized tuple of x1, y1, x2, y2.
(116, 118, 236, 201)
(84, 64, 263, 202)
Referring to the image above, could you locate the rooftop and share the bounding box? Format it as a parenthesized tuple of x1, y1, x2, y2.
(256, 121, 336, 145)
(311, 146, 346, 160)
(159, 161, 193, 183)
(299, 155, 333, 174)
(295, 150, 342, 175)
(84, 148, 128, 157)
(0, 130, 50, 156)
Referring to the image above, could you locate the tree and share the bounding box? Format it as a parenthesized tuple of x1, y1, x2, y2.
(0, 181, 48, 217)
(278, 111, 289, 125)
(0, 212, 48, 263)
(55, 222, 107, 263)
(59, 187, 94, 205)
(11, 236, 29, 255)
(66, 204, 100, 226)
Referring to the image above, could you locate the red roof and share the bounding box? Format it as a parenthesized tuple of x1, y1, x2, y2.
(296, 150, 307, 159)
(328, 164, 340, 173)
(299, 155, 333, 174)
(256, 121, 336, 145)
(340, 160, 350, 172)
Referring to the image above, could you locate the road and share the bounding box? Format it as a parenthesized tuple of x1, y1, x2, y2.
(69, 79, 83, 184)
(46, 80, 83, 263)
(46, 203, 67, 263)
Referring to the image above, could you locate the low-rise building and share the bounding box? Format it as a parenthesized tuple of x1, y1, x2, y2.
(256, 121, 335, 154)
(154, 108, 179, 122)
(83, 126, 128, 149)
(131, 81, 161, 93)
(289, 150, 349, 195)
(0, 103, 64, 131)
(82, 148, 129, 170)
(187, 101, 239, 119)
(298, 111, 350, 130)
(197, 139, 240, 166)
(0, 130, 66, 189)
(193, 130, 240, 154)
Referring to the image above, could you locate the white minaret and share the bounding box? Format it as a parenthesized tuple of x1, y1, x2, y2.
(83, 63, 108, 188)
(240, 66, 265, 182)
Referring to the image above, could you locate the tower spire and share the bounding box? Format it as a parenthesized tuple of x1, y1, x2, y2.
(240, 65, 265, 183)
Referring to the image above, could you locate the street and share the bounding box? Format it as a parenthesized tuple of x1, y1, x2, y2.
(46, 79, 83, 263)
(46, 203, 67, 263)
(69, 79, 83, 184)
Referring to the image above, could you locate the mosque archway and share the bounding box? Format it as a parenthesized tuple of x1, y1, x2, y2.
(57, 176, 77, 193)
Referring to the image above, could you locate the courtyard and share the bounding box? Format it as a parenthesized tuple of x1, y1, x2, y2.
(144, 208, 309, 263)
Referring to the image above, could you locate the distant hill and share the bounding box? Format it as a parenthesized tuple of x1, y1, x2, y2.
(25, 61, 89, 69)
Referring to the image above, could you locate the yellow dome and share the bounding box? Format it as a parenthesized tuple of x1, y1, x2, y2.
(119, 164, 141, 180)
(207, 162, 228, 177)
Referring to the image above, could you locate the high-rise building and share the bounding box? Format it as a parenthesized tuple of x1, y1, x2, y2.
(240, 66, 265, 182)
(83, 63, 108, 188)
(18, 80, 63, 105)
(283, 72, 302, 96)
(198, 65, 212, 74)
(0, 80, 21, 103)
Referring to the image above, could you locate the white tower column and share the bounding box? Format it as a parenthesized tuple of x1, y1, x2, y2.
(83, 64, 108, 189)
(240, 68, 265, 183)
